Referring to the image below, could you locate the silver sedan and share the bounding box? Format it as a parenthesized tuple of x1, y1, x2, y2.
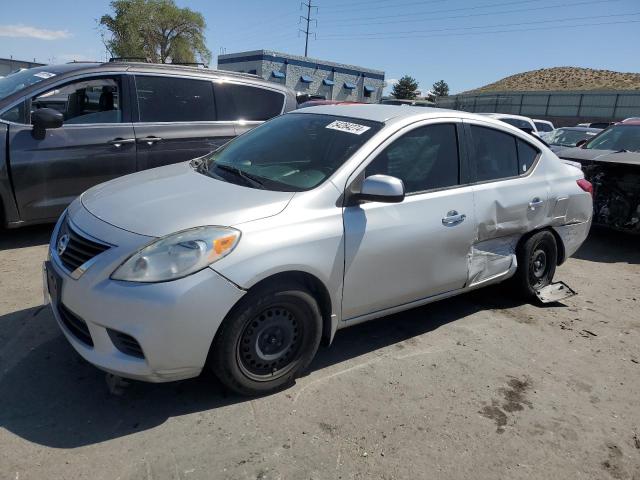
(44, 105, 593, 395)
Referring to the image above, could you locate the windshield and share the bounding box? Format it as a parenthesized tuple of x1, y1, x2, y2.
(0, 66, 62, 102)
(203, 113, 382, 191)
(546, 128, 599, 147)
(585, 125, 640, 152)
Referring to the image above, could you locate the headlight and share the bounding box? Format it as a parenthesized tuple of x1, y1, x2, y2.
(111, 226, 240, 283)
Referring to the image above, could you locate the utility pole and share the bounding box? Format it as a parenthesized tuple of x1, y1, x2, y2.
(299, 1, 317, 57)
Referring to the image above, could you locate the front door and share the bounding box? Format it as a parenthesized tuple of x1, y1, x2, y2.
(133, 75, 235, 170)
(342, 121, 476, 320)
(9, 75, 136, 222)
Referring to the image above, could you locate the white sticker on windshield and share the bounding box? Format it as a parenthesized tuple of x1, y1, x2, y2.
(586, 132, 597, 136)
(33, 72, 56, 79)
(326, 120, 371, 135)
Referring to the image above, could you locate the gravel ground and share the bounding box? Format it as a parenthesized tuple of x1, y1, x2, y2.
(0, 225, 639, 480)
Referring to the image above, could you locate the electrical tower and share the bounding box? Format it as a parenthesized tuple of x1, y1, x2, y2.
(299, 1, 318, 57)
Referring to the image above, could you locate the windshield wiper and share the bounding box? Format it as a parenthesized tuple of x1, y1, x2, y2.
(213, 163, 265, 189)
(612, 149, 631, 153)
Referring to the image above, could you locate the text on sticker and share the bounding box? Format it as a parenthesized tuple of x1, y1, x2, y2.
(326, 120, 371, 135)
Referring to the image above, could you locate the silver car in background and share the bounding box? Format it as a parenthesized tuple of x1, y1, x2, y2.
(44, 105, 593, 395)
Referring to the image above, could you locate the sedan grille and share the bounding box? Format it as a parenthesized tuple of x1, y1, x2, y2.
(56, 219, 110, 273)
(58, 303, 94, 347)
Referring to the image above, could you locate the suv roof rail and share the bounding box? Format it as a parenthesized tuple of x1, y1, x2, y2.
(109, 57, 150, 63)
(66, 60, 101, 64)
(171, 62, 208, 68)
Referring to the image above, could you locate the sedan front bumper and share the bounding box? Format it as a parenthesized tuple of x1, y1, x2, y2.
(46, 205, 246, 382)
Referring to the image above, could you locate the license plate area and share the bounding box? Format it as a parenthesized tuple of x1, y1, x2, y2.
(45, 260, 63, 304)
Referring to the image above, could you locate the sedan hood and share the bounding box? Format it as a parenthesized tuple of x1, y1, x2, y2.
(559, 147, 640, 166)
(81, 162, 295, 237)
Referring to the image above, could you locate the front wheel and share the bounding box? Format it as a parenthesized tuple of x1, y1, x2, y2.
(512, 230, 558, 299)
(210, 283, 322, 396)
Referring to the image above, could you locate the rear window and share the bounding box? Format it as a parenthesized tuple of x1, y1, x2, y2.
(135, 75, 215, 122)
(535, 122, 553, 132)
(215, 83, 284, 121)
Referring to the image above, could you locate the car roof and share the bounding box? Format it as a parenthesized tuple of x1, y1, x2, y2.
(291, 104, 535, 130)
(557, 126, 602, 132)
(620, 118, 640, 126)
(477, 113, 534, 122)
(292, 104, 468, 123)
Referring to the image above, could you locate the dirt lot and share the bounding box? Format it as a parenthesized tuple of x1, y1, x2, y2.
(0, 225, 639, 480)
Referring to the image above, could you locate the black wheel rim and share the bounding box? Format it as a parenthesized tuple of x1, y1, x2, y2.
(236, 304, 303, 381)
(529, 245, 550, 288)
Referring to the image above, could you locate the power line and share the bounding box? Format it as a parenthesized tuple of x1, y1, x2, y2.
(319, 0, 623, 29)
(321, 0, 542, 23)
(317, 18, 640, 41)
(320, 11, 640, 39)
(321, 0, 446, 14)
(299, 1, 318, 57)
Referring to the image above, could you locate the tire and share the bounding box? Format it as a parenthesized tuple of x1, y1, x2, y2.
(210, 283, 323, 396)
(512, 230, 558, 299)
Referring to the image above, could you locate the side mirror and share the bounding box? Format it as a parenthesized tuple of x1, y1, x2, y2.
(353, 174, 405, 204)
(32, 108, 63, 130)
(575, 139, 587, 148)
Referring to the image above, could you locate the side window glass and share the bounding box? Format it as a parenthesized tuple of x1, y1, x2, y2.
(31, 78, 122, 125)
(214, 83, 284, 121)
(365, 124, 460, 194)
(470, 126, 518, 182)
(135, 76, 215, 122)
(517, 139, 539, 173)
(0, 101, 26, 123)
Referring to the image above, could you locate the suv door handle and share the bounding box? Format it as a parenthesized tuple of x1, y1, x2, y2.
(108, 138, 135, 148)
(529, 197, 544, 209)
(140, 136, 163, 146)
(442, 210, 466, 226)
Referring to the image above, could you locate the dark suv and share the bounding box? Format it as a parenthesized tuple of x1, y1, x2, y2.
(0, 62, 297, 228)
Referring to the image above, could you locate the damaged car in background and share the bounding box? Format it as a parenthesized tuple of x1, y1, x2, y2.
(44, 105, 592, 396)
(559, 118, 640, 233)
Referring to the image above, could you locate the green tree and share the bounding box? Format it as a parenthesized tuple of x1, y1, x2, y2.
(100, 0, 211, 65)
(391, 75, 419, 100)
(432, 80, 449, 97)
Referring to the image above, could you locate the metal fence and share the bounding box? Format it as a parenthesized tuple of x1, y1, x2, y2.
(436, 90, 640, 123)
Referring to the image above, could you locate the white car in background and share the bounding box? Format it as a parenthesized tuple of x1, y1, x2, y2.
(477, 113, 540, 136)
(534, 119, 555, 133)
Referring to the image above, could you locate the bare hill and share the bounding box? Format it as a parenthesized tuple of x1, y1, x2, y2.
(464, 67, 640, 94)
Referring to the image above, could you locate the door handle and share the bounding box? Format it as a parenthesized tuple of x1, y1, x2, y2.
(108, 138, 135, 148)
(529, 197, 544, 210)
(140, 136, 163, 146)
(442, 210, 466, 226)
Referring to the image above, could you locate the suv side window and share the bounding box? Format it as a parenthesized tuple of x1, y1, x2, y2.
(365, 123, 460, 194)
(215, 83, 285, 121)
(31, 77, 122, 124)
(135, 75, 215, 122)
(470, 125, 519, 181)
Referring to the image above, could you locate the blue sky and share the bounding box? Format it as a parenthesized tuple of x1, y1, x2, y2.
(1, 0, 639, 93)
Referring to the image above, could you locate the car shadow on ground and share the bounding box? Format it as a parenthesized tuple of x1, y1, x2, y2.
(0, 227, 634, 449)
(0, 225, 52, 250)
(0, 284, 522, 449)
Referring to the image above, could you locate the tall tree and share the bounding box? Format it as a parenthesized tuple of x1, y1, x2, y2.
(100, 0, 211, 65)
(391, 75, 419, 100)
(432, 80, 449, 97)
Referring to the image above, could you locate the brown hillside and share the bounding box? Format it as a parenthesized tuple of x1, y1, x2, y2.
(464, 67, 640, 93)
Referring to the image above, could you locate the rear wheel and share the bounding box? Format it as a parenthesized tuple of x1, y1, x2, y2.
(210, 283, 322, 396)
(512, 230, 557, 299)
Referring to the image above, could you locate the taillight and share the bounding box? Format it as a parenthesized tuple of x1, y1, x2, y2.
(577, 178, 593, 196)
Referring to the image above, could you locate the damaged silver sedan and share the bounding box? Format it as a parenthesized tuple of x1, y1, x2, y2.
(45, 105, 592, 396)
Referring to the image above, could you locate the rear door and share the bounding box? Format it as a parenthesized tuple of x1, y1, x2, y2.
(8, 75, 137, 222)
(464, 120, 548, 272)
(133, 75, 235, 170)
(214, 82, 287, 137)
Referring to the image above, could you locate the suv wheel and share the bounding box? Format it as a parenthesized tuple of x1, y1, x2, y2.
(210, 283, 322, 396)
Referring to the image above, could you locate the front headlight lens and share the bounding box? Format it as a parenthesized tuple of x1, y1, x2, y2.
(111, 226, 240, 283)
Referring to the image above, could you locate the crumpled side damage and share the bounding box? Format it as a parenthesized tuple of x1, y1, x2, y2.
(467, 235, 519, 287)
